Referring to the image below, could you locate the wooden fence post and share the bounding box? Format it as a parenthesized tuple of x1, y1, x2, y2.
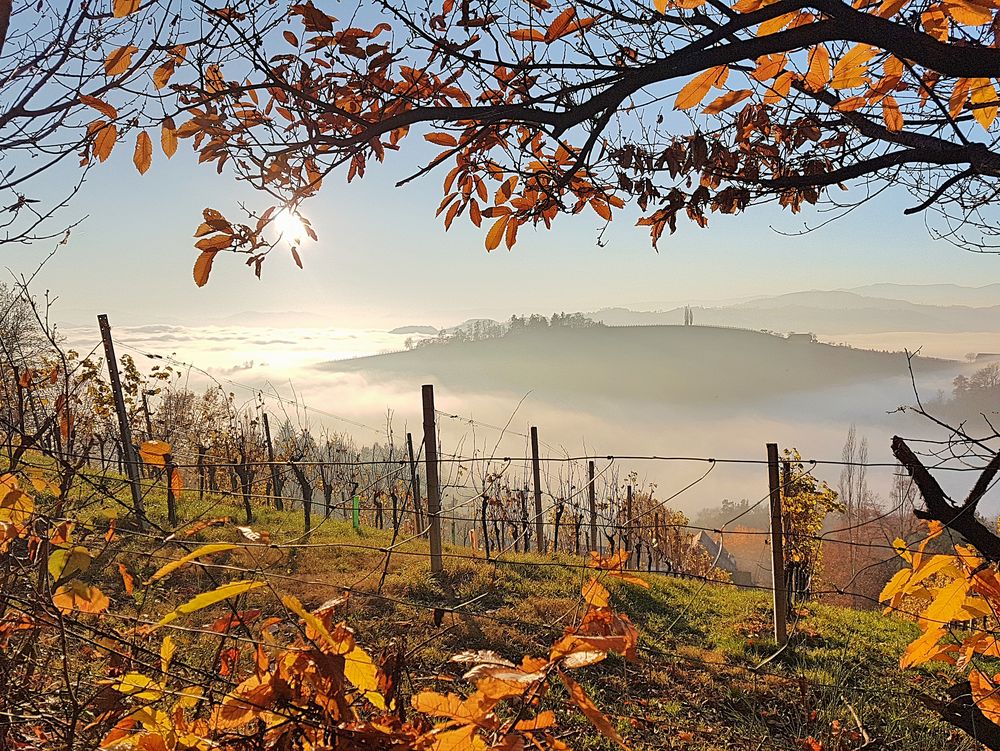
(98, 314, 144, 529)
(406, 432, 424, 535)
(767, 442, 788, 647)
(165, 456, 178, 527)
(288, 459, 313, 536)
(262, 412, 284, 511)
(530, 426, 544, 554)
(626, 484, 633, 568)
(422, 385, 443, 575)
(197, 445, 206, 501)
(588, 460, 597, 554)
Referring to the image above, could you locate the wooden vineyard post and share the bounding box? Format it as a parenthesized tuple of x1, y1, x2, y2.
(288, 459, 313, 537)
(98, 314, 145, 530)
(262, 412, 284, 511)
(407, 432, 424, 535)
(626, 484, 634, 568)
(165, 456, 178, 527)
(530, 426, 544, 554)
(654, 512, 661, 572)
(197, 445, 206, 501)
(588, 460, 597, 554)
(767, 442, 788, 647)
(422, 385, 444, 575)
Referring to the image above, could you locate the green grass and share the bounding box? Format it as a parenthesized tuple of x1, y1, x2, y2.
(59, 477, 980, 750)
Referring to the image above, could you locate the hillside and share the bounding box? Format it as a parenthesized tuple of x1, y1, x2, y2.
(322, 325, 951, 404)
(74, 489, 976, 751)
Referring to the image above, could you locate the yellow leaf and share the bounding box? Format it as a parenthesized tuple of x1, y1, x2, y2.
(149, 543, 236, 583)
(345, 645, 387, 709)
(114, 672, 163, 700)
(970, 78, 999, 129)
(582, 577, 610, 608)
(831, 44, 877, 89)
(675, 66, 728, 110)
(282, 594, 350, 653)
(48, 546, 92, 581)
(152, 580, 264, 631)
(133, 130, 152, 175)
(900, 627, 949, 668)
(944, 0, 994, 24)
(0, 476, 33, 525)
(105, 45, 138, 76)
(160, 635, 176, 673)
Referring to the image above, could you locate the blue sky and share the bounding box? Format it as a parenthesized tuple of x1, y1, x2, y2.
(5, 131, 1000, 329)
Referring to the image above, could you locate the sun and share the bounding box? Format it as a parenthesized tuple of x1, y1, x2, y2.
(274, 208, 308, 245)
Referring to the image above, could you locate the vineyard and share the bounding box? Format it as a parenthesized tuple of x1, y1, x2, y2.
(2, 286, 1000, 751)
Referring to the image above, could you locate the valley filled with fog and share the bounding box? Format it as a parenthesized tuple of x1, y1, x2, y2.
(55, 284, 1000, 518)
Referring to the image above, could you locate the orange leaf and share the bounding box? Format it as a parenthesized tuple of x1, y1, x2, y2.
(161, 117, 178, 158)
(113, 0, 141, 17)
(560, 671, 628, 748)
(105, 45, 138, 77)
(752, 53, 786, 81)
(195, 234, 233, 251)
(133, 130, 152, 174)
(831, 44, 877, 89)
(509, 28, 544, 42)
(193, 251, 216, 287)
(53, 581, 110, 615)
(79, 95, 117, 119)
(544, 6, 576, 42)
(882, 95, 904, 131)
(675, 66, 728, 110)
(93, 123, 117, 162)
(485, 216, 508, 251)
(425, 132, 458, 147)
(702, 89, 752, 114)
(804, 45, 830, 90)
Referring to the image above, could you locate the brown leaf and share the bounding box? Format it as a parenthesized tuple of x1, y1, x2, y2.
(113, 0, 141, 17)
(133, 130, 152, 174)
(105, 45, 138, 76)
(79, 95, 118, 120)
(161, 117, 178, 158)
(193, 251, 216, 287)
(93, 123, 117, 163)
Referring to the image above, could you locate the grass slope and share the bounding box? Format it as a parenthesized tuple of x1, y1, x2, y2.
(81, 486, 976, 751)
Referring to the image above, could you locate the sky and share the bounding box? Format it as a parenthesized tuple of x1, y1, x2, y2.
(5, 126, 1000, 331)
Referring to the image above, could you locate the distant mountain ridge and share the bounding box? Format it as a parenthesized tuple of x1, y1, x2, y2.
(586, 286, 1000, 335)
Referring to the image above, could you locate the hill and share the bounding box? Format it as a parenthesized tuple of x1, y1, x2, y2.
(322, 325, 951, 404)
(74, 488, 976, 751)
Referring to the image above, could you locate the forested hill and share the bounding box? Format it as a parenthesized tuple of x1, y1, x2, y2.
(321, 325, 951, 403)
